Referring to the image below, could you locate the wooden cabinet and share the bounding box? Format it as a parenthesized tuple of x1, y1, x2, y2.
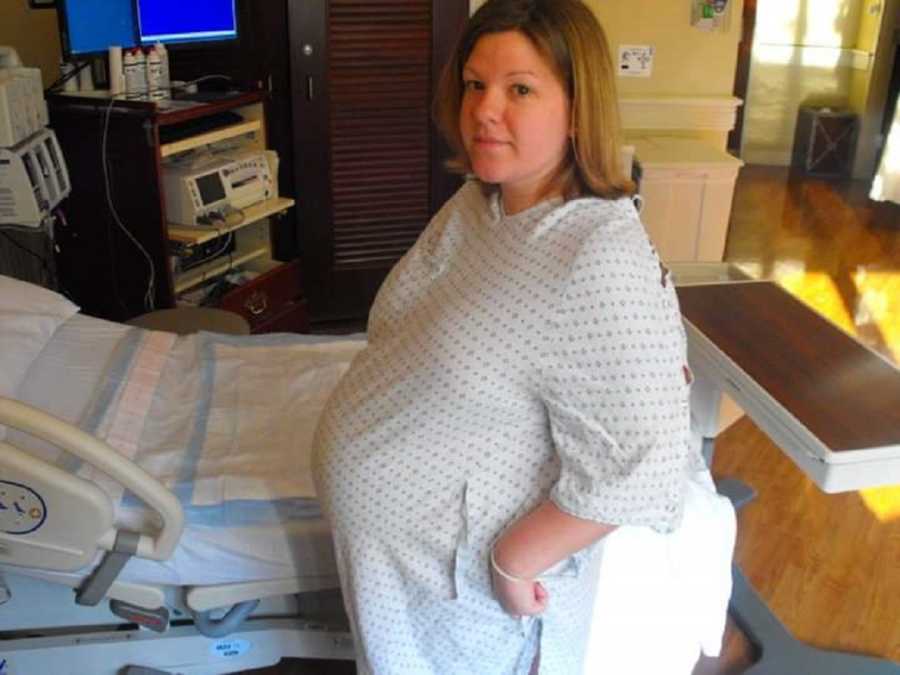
(171, 0, 468, 325)
(288, 0, 468, 323)
(218, 259, 308, 332)
(48, 90, 303, 332)
(633, 137, 744, 262)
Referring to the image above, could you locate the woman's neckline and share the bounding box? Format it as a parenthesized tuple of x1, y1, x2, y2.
(492, 190, 564, 225)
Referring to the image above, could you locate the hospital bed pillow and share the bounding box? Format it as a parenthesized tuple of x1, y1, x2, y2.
(0, 275, 79, 400)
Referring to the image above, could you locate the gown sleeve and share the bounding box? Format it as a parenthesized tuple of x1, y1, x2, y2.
(538, 208, 693, 533)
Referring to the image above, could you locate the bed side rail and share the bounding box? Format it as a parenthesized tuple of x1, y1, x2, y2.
(0, 440, 114, 571)
(0, 397, 184, 564)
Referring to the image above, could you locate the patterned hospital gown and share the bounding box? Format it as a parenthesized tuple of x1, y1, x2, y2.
(312, 180, 697, 675)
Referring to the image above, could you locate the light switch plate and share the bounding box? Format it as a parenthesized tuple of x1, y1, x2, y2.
(618, 45, 654, 78)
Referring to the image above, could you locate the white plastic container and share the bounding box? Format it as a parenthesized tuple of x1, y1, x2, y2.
(146, 45, 164, 101)
(154, 42, 170, 97)
(108, 46, 125, 95)
(122, 50, 135, 96)
(124, 48, 148, 99)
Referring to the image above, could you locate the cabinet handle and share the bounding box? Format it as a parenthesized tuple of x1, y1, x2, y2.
(306, 75, 314, 101)
(244, 291, 269, 316)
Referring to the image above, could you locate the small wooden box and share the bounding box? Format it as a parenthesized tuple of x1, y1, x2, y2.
(791, 106, 859, 176)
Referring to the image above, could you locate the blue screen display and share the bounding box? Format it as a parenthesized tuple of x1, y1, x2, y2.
(60, 0, 136, 56)
(137, 0, 238, 45)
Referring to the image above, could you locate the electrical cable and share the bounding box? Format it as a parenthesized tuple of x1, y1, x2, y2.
(45, 60, 91, 95)
(187, 228, 234, 273)
(169, 74, 235, 93)
(102, 96, 158, 312)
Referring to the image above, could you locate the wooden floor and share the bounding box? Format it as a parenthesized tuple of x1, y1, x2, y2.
(694, 165, 900, 674)
(250, 165, 900, 674)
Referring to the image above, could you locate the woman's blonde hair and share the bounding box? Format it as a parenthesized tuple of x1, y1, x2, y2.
(434, 0, 635, 200)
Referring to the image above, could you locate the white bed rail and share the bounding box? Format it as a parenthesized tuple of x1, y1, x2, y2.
(0, 397, 184, 562)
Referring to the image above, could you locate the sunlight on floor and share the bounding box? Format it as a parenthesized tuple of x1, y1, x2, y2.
(754, 264, 900, 367)
(853, 268, 900, 365)
(750, 266, 900, 524)
(771, 269, 857, 336)
(859, 486, 900, 522)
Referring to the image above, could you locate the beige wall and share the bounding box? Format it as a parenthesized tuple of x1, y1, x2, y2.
(741, 0, 895, 169)
(0, 2, 61, 88)
(471, 0, 743, 98)
(588, 0, 742, 99)
(469, 1, 743, 148)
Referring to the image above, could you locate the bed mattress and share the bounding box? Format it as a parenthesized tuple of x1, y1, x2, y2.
(6, 313, 351, 587)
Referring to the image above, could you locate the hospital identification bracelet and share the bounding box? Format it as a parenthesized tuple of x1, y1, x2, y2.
(490, 548, 535, 584)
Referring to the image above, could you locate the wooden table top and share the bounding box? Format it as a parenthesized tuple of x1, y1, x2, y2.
(676, 280, 900, 454)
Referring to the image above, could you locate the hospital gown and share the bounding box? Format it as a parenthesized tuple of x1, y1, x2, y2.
(312, 180, 698, 675)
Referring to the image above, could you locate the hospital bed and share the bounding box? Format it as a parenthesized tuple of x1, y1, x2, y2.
(0, 275, 363, 674)
(0, 274, 737, 675)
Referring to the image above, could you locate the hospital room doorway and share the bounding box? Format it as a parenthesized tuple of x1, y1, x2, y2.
(728, 0, 757, 155)
(880, 43, 900, 153)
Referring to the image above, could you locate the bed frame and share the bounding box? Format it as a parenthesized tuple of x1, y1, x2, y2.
(0, 397, 355, 674)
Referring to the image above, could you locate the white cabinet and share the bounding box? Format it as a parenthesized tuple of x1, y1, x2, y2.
(632, 137, 743, 262)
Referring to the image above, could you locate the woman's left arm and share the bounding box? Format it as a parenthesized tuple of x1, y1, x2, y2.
(490, 501, 615, 616)
(490, 216, 694, 616)
(494, 500, 615, 579)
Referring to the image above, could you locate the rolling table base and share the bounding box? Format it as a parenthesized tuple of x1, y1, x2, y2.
(715, 477, 900, 675)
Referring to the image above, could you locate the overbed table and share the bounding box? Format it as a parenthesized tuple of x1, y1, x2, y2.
(672, 263, 900, 674)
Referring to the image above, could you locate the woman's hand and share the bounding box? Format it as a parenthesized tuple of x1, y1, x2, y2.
(489, 500, 615, 617)
(490, 554, 549, 617)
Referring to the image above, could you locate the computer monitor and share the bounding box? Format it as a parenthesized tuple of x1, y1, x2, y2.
(57, 0, 138, 57)
(57, 0, 238, 58)
(135, 0, 238, 47)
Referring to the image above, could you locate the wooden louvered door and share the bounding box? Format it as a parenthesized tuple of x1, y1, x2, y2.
(289, 0, 467, 324)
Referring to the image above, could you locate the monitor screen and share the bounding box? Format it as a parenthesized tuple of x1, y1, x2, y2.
(196, 172, 226, 206)
(136, 0, 238, 46)
(58, 0, 137, 57)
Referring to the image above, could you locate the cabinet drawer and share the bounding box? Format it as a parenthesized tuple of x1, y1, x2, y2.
(218, 260, 302, 330)
(251, 299, 310, 334)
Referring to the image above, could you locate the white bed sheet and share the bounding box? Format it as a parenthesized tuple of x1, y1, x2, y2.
(7, 313, 341, 588)
(0, 275, 79, 408)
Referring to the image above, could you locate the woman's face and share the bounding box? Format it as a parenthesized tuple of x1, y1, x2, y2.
(460, 30, 571, 213)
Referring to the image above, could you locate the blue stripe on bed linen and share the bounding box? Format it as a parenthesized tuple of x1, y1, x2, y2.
(60, 327, 144, 474)
(181, 498, 322, 527)
(118, 330, 213, 507)
(172, 331, 367, 504)
(120, 331, 363, 519)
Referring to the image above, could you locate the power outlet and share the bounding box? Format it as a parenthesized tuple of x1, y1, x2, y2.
(618, 45, 654, 78)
